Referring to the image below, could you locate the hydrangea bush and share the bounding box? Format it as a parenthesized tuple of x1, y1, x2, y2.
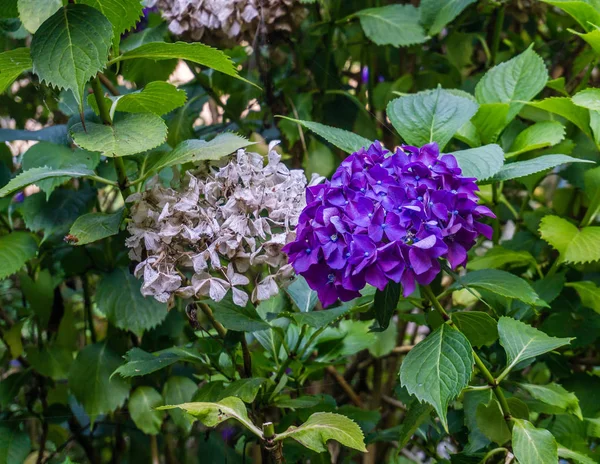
(1, 1, 600, 464)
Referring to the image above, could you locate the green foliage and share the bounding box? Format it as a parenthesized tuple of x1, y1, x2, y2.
(452, 144, 504, 180)
(128, 386, 164, 435)
(68, 208, 123, 245)
(0, 232, 37, 279)
(0, 48, 31, 93)
(0, 165, 96, 197)
(451, 311, 498, 347)
(17, 0, 61, 34)
(539, 215, 600, 264)
(492, 155, 594, 182)
(453, 269, 545, 305)
(512, 419, 558, 464)
(353, 4, 427, 47)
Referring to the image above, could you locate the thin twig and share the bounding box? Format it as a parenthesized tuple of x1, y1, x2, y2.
(325, 365, 364, 408)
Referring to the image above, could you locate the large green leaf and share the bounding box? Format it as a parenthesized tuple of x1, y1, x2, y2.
(557, 447, 597, 464)
(0, 48, 31, 93)
(291, 305, 351, 328)
(541, 0, 600, 32)
(68, 342, 130, 418)
(506, 121, 566, 158)
(397, 399, 433, 449)
(286, 276, 318, 312)
(353, 4, 428, 47)
(512, 419, 558, 464)
(218, 378, 267, 403)
(71, 113, 167, 157)
(128, 386, 164, 435)
(161, 376, 197, 432)
(0, 426, 31, 464)
(21, 143, 99, 198)
(467, 247, 537, 271)
(539, 215, 600, 264)
(452, 269, 545, 306)
(491, 155, 594, 182)
(463, 389, 493, 452)
(373, 282, 401, 330)
(566, 281, 600, 313)
(147, 132, 253, 173)
(0, 125, 68, 144)
(69, 209, 123, 245)
(527, 97, 591, 135)
(277, 117, 372, 154)
(78, 0, 143, 40)
(572, 28, 600, 54)
(17, 0, 61, 33)
(475, 398, 511, 444)
(208, 295, 270, 332)
(159, 396, 262, 437)
(110, 41, 254, 87)
(400, 324, 473, 430)
(572, 88, 600, 111)
(451, 311, 498, 348)
(96, 267, 167, 337)
(475, 47, 548, 122)
(0, 232, 37, 280)
(0, 165, 95, 198)
(419, 0, 477, 35)
(26, 345, 72, 379)
(30, 4, 113, 107)
(112, 347, 201, 378)
(275, 412, 367, 453)
(519, 383, 582, 419)
(387, 87, 478, 150)
(498, 316, 571, 374)
(91, 81, 187, 116)
(452, 144, 504, 180)
(471, 102, 511, 144)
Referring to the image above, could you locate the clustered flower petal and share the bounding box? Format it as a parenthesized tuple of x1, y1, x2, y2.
(127, 142, 318, 305)
(147, 0, 306, 42)
(283, 142, 495, 307)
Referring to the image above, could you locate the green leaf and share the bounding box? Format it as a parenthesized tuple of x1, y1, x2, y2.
(0, 232, 37, 280)
(112, 347, 200, 378)
(159, 396, 262, 437)
(96, 268, 167, 337)
(0, 165, 95, 198)
(128, 386, 164, 435)
(161, 376, 198, 432)
(451, 311, 498, 347)
(17, 0, 61, 33)
(475, 47, 548, 122)
(373, 282, 401, 330)
(275, 412, 367, 453)
(0, 426, 31, 464)
(512, 419, 558, 464)
(419, 0, 477, 35)
(286, 276, 318, 312)
(467, 247, 537, 271)
(557, 446, 597, 464)
(519, 383, 583, 419)
(498, 316, 571, 373)
(0, 125, 68, 144)
(208, 295, 270, 332)
(68, 342, 130, 418)
(507, 397, 530, 420)
(471, 103, 511, 144)
(539, 215, 600, 264)
(475, 399, 511, 444)
(277, 117, 372, 154)
(353, 4, 428, 47)
(110, 41, 255, 87)
(527, 97, 591, 136)
(71, 113, 168, 157)
(452, 144, 504, 180)
(218, 378, 266, 403)
(26, 345, 72, 379)
(0, 48, 32, 93)
(20, 269, 53, 328)
(30, 4, 113, 107)
(397, 399, 433, 449)
(566, 281, 600, 313)
(387, 87, 479, 150)
(21, 143, 99, 198)
(399, 324, 473, 431)
(572, 88, 600, 111)
(452, 269, 545, 306)
(541, 0, 600, 32)
(291, 305, 351, 328)
(491, 155, 594, 182)
(463, 389, 493, 452)
(506, 121, 566, 158)
(147, 132, 253, 173)
(69, 209, 123, 245)
(78, 0, 143, 40)
(92, 81, 187, 116)
(571, 28, 600, 54)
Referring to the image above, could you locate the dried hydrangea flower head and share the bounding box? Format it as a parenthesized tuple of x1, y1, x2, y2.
(127, 141, 318, 306)
(147, 0, 306, 42)
(283, 141, 495, 307)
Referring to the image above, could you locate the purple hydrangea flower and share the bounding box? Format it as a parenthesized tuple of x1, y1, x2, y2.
(283, 141, 494, 307)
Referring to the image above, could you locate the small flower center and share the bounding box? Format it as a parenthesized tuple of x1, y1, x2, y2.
(327, 273, 335, 283)
(305, 248, 312, 254)
(330, 234, 338, 242)
(364, 251, 370, 257)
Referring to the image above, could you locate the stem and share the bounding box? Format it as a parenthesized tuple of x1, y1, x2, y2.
(150, 435, 159, 464)
(91, 77, 112, 125)
(545, 258, 562, 278)
(82, 275, 96, 344)
(241, 336, 252, 378)
(85, 175, 119, 187)
(198, 302, 227, 338)
(325, 365, 364, 408)
(422, 285, 512, 420)
(481, 447, 508, 464)
(491, 184, 501, 245)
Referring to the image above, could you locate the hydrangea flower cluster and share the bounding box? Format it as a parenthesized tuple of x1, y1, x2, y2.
(127, 142, 318, 306)
(283, 142, 494, 307)
(147, 0, 306, 42)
